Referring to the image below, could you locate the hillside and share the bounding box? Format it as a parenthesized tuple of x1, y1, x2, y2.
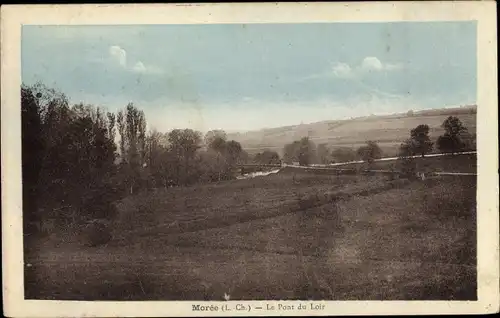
(227, 105, 477, 157)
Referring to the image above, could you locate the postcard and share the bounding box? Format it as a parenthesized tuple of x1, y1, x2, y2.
(1, 2, 498, 317)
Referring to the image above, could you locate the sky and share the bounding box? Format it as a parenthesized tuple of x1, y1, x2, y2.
(22, 22, 477, 133)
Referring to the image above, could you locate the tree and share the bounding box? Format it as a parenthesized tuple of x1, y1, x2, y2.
(238, 150, 250, 165)
(138, 111, 147, 165)
(399, 138, 417, 157)
(283, 141, 301, 164)
(144, 129, 169, 187)
(254, 150, 281, 165)
(356, 141, 382, 163)
(205, 130, 227, 147)
(21, 85, 44, 228)
(225, 140, 243, 164)
(209, 136, 227, 153)
(21, 83, 119, 241)
(168, 129, 202, 185)
(116, 110, 126, 161)
(106, 112, 116, 144)
(283, 137, 316, 166)
(317, 143, 331, 164)
(437, 116, 471, 154)
(398, 140, 417, 178)
(198, 149, 224, 182)
(331, 147, 357, 163)
(297, 137, 316, 166)
(408, 124, 434, 157)
(115, 103, 148, 194)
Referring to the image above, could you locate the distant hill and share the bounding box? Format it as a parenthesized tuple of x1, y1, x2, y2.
(227, 105, 477, 157)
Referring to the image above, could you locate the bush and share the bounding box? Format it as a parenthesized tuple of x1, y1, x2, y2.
(356, 141, 382, 163)
(399, 157, 417, 179)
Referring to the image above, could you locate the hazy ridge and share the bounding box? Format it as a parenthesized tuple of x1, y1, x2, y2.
(227, 105, 477, 156)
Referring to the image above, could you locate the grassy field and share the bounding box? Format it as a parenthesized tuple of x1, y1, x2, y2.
(228, 106, 477, 157)
(24, 157, 477, 301)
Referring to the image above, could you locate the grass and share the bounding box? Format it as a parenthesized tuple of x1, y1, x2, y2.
(24, 157, 476, 301)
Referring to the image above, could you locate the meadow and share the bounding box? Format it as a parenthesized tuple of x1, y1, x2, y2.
(24, 155, 477, 301)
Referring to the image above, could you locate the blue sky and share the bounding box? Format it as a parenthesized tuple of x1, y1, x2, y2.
(22, 22, 477, 132)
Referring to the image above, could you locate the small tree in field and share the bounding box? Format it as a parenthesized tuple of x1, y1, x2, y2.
(356, 141, 382, 164)
(408, 124, 434, 157)
(437, 116, 471, 154)
(283, 137, 316, 166)
(317, 143, 331, 164)
(398, 139, 417, 178)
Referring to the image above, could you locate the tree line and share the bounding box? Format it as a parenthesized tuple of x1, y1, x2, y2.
(279, 116, 474, 166)
(21, 83, 256, 234)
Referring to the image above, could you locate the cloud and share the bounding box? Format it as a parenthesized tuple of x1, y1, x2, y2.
(132, 61, 146, 73)
(361, 56, 403, 72)
(361, 57, 383, 71)
(132, 61, 163, 75)
(328, 57, 404, 79)
(109, 45, 127, 67)
(107, 45, 162, 75)
(331, 62, 354, 78)
(385, 63, 404, 71)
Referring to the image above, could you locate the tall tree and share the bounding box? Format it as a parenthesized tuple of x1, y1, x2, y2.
(225, 140, 243, 164)
(283, 137, 316, 165)
(408, 124, 434, 157)
(437, 116, 471, 154)
(120, 103, 147, 193)
(317, 143, 331, 164)
(138, 110, 147, 165)
(283, 141, 300, 164)
(297, 137, 316, 166)
(125, 103, 140, 167)
(21, 85, 44, 227)
(204, 130, 227, 148)
(106, 112, 116, 144)
(205, 130, 227, 153)
(116, 110, 126, 162)
(168, 129, 202, 185)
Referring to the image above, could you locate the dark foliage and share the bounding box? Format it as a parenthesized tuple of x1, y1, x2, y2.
(283, 137, 317, 166)
(356, 141, 383, 163)
(437, 116, 473, 154)
(407, 124, 434, 157)
(253, 150, 281, 165)
(22, 83, 248, 245)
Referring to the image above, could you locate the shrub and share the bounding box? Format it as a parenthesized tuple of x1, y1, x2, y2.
(399, 157, 417, 179)
(356, 141, 382, 163)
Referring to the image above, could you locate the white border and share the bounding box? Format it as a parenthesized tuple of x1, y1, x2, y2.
(2, 2, 499, 317)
